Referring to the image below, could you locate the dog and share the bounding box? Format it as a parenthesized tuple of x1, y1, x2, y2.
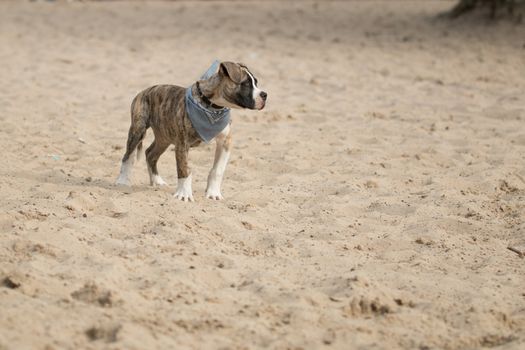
(115, 61, 267, 201)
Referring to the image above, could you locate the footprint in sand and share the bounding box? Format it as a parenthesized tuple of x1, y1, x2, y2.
(1, 270, 29, 292)
(71, 282, 116, 307)
(2, 276, 22, 290)
(85, 323, 121, 343)
(367, 201, 416, 216)
(320, 276, 415, 318)
(65, 191, 127, 218)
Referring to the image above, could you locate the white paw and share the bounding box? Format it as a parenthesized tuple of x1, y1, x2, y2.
(115, 176, 131, 186)
(174, 190, 194, 202)
(174, 191, 194, 202)
(150, 175, 168, 187)
(174, 175, 194, 202)
(205, 187, 223, 200)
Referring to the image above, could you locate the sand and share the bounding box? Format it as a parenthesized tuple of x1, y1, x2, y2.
(0, 0, 524, 349)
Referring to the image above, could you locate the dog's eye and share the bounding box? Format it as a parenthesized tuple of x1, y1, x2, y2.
(242, 80, 251, 87)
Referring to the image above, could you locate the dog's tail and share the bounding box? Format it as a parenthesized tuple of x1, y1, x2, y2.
(121, 94, 150, 164)
(136, 140, 144, 161)
(130, 93, 150, 162)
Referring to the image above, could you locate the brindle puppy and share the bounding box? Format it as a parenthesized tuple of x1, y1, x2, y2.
(115, 62, 267, 201)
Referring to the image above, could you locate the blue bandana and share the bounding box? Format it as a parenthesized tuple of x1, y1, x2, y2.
(185, 60, 231, 143)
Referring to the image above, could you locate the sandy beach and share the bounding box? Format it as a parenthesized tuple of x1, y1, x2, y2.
(0, 0, 524, 349)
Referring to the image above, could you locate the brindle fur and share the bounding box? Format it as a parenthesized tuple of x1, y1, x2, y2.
(122, 85, 202, 180)
(117, 61, 266, 201)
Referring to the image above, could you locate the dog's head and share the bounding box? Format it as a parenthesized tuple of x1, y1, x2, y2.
(203, 62, 267, 110)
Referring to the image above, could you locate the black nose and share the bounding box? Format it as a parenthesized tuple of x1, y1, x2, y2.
(260, 91, 267, 100)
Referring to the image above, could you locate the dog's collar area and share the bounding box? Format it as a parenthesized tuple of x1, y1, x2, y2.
(196, 82, 225, 110)
(185, 86, 231, 144)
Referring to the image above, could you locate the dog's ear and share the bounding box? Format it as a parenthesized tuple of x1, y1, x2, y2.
(219, 62, 244, 84)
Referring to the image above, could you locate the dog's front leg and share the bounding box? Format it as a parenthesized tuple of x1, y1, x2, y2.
(174, 144, 194, 202)
(206, 125, 232, 200)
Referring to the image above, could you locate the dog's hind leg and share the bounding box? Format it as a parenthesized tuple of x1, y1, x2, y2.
(116, 125, 146, 186)
(146, 139, 170, 186)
